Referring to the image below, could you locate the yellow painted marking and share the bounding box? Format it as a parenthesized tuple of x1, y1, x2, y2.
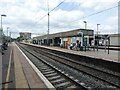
(4, 48, 12, 89)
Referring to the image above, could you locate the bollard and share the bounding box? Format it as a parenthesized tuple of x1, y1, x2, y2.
(85, 46, 86, 51)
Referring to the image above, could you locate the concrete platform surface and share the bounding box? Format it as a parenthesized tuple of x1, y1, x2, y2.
(31, 44, 120, 63)
(12, 42, 49, 89)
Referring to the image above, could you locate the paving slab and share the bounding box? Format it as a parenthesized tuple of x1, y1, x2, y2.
(13, 42, 48, 89)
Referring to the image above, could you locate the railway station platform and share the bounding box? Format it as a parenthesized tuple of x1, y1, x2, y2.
(1, 42, 50, 89)
(1, 42, 119, 89)
(31, 44, 120, 63)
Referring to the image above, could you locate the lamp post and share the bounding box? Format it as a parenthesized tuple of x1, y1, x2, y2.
(83, 21, 87, 29)
(78, 32, 83, 46)
(97, 24, 100, 51)
(7, 27, 9, 42)
(7, 27, 9, 37)
(1, 14, 7, 31)
(9, 32, 11, 43)
(1, 14, 6, 44)
(47, 0, 50, 46)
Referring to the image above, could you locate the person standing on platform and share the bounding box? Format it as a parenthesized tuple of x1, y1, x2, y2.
(76, 40, 80, 51)
(70, 43, 73, 50)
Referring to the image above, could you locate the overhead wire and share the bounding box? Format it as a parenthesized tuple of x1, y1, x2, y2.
(49, 0, 66, 13)
(50, 3, 81, 17)
(34, 0, 66, 25)
(22, 0, 66, 31)
(50, 4, 119, 29)
(22, 1, 119, 34)
(6, 0, 66, 37)
(34, 14, 48, 24)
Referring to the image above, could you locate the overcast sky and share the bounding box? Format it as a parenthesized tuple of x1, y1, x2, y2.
(0, 0, 119, 38)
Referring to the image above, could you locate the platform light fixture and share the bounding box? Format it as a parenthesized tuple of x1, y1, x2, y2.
(97, 24, 100, 51)
(0, 14, 7, 44)
(7, 27, 9, 42)
(83, 21, 87, 29)
(1, 14, 7, 30)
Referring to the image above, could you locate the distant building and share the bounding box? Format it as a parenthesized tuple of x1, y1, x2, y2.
(94, 34, 120, 46)
(19, 32, 31, 40)
(109, 34, 120, 46)
(33, 28, 94, 48)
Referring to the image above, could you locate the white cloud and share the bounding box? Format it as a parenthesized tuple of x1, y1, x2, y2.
(101, 16, 118, 34)
(66, 0, 119, 11)
(0, 0, 119, 38)
(47, 9, 84, 33)
(51, 9, 84, 22)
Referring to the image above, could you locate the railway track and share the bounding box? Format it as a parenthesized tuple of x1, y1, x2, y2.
(34, 46, 120, 88)
(17, 43, 88, 90)
(18, 43, 120, 89)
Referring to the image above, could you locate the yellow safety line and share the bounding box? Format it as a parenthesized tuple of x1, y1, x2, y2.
(4, 48, 12, 89)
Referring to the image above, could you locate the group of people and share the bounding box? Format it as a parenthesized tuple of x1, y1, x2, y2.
(0, 42, 8, 55)
(69, 40, 81, 50)
(60, 40, 83, 51)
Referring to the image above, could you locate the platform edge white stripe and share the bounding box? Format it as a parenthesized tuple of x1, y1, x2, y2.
(15, 43, 55, 89)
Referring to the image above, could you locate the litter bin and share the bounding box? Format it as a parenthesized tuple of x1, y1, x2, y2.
(80, 46, 83, 51)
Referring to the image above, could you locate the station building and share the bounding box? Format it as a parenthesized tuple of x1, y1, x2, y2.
(20, 32, 31, 40)
(33, 29, 94, 48)
(94, 34, 120, 47)
(109, 34, 120, 47)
